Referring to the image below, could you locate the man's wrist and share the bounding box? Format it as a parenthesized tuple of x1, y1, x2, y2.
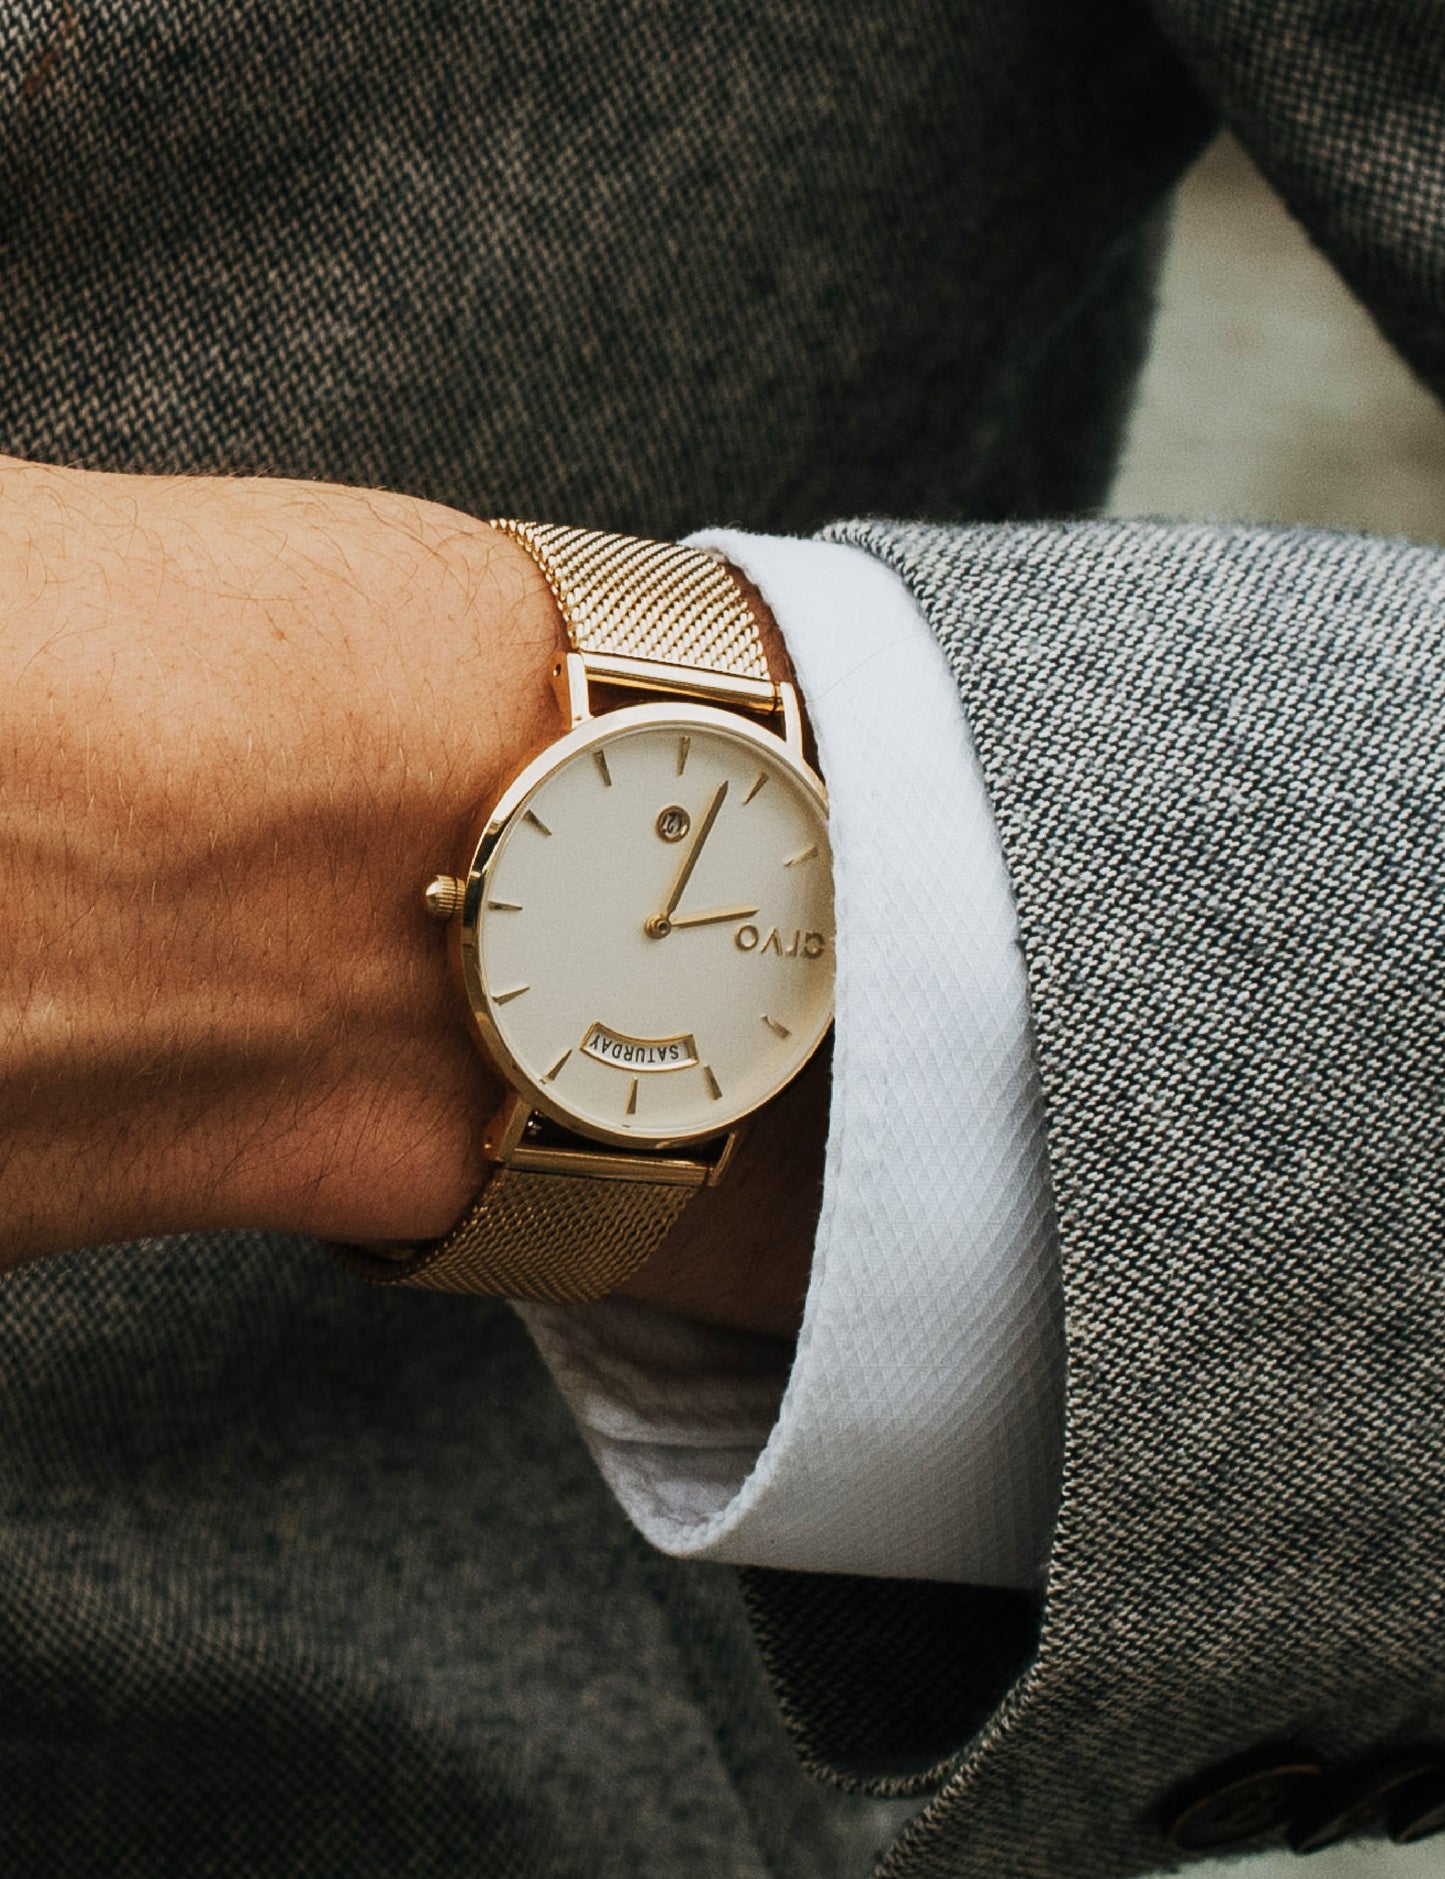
(0, 468, 822, 1341)
(0, 461, 560, 1264)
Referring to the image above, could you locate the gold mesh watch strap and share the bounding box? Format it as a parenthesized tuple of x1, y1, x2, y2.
(335, 1163, 695, 1301)
(495, 520, 772, 683)
(337, 523, 771, 1303)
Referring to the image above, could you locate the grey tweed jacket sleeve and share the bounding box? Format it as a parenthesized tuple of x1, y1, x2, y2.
(744, 520, 1445, 1877)
(737, 6, 1445, 1876)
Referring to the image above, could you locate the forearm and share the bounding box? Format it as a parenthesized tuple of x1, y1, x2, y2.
(0, 462, 819, 1337)
(0, 461, 558, 1263)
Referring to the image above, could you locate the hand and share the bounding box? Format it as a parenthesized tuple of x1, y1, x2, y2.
(618, 1032, 829, 1340)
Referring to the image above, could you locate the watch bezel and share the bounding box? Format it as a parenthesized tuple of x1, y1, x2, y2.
(452, 700, 833, 1152)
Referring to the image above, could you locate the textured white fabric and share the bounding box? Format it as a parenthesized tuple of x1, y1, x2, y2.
(520, 533, 1063, 1586)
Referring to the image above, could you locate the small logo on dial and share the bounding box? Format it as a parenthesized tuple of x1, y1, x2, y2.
(735, 925, 828, 959)
(656, 805, 692, 843)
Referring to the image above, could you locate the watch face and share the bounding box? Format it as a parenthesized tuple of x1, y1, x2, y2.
(459, 704, 834, 1148)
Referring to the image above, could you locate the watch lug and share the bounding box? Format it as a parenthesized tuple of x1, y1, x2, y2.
(573, 650, 782, 716)
(705, 1129, 742, 1187)
(777, 681, 804, 757)
(482, 1095, 738, 1191)
(556, 651, 794, 746)
(481, 1091, 534, 1163)
(552, 651, 593, 728)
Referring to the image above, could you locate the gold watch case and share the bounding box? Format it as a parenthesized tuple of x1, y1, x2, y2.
(444, 695, 835, 1158)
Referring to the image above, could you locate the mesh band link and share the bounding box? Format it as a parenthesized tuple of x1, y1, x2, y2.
(337, 1163, 694, 1300)
(496, 520, 772, 681)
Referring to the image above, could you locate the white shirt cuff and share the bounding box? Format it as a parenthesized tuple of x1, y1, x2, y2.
(520, 531, 1063, 1587)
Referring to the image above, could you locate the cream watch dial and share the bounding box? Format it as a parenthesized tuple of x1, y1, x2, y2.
(462, 705, 834, 1148)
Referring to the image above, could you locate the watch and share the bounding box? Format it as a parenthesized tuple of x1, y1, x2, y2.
(339, 522, 835, 1302)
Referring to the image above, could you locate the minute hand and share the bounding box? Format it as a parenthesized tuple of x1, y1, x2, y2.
(649, 781, 728, 937)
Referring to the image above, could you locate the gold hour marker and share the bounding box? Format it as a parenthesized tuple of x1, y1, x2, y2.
(593, 749, 612, 787)
(763, 1015, 792, 1039)
(487, 900, 523, 912)
(702, 1065, 722, 1101)
(544, 1049, 571, 1082)
(677, 735, 690, 776)
(743, 773, 768, 805)
(626, 1079, 639, 1116)
(494, 984, 530, 1004)
(524, 809, 552, 836)
(784, 843, 818, 868)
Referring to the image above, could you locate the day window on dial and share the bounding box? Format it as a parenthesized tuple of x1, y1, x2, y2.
(581, 1025, 700, 1072)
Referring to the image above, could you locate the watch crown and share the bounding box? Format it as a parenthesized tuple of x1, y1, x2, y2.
(423, 874, 465, 921)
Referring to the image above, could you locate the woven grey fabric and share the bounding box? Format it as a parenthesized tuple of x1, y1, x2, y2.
(742, 518, 1445, 1876)
(0, 1, 1207, 1872)
(1149, 0, 1445, 389)
(0, 0, 1206, 532)
(737, 11, 1445, 1868)
(0, 1235, 901, 1876)
(1, 0, 1443, 1873)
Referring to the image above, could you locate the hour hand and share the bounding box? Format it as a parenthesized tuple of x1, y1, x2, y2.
(666, 906, 758, 930)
